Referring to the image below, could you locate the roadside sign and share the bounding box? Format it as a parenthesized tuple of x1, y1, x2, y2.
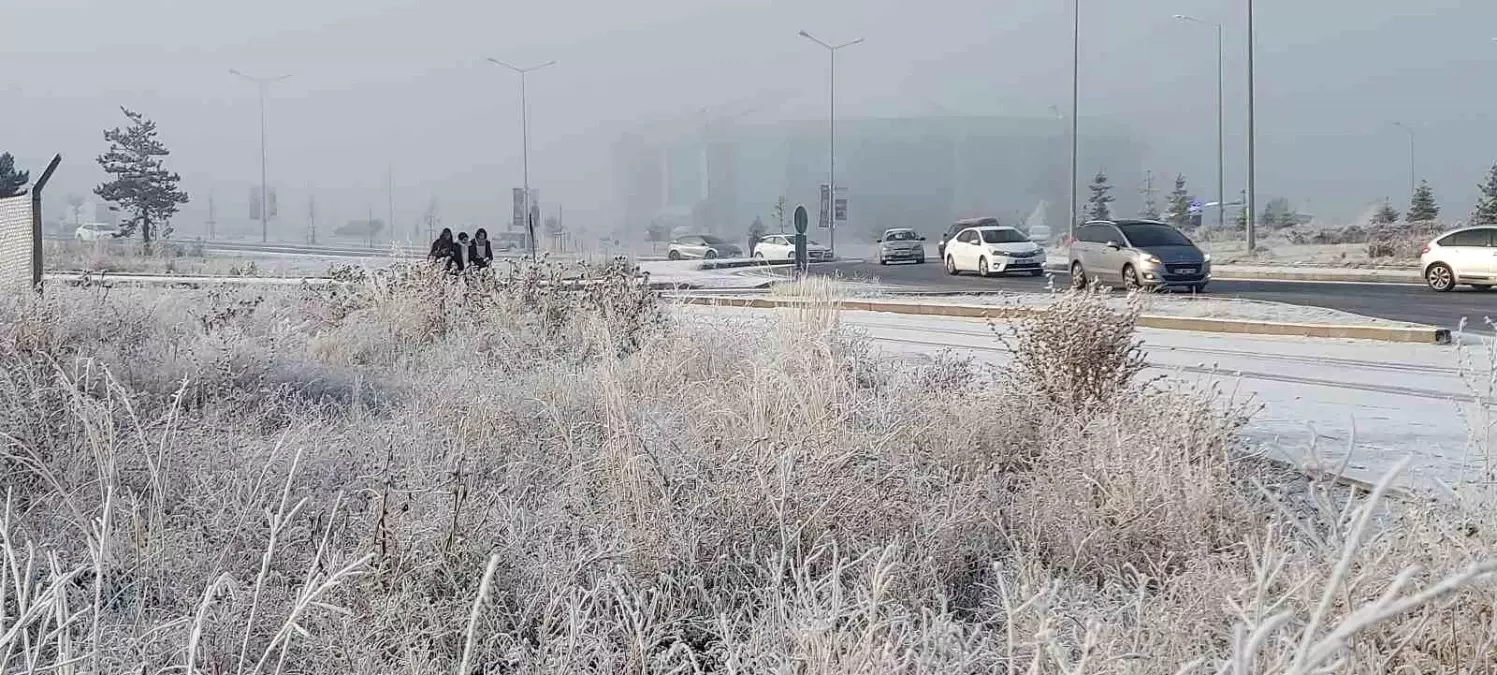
(834, 194, 847, 222)
(1187, 199, 1203, 215)
(512, 188, 525, 230)
(793, 205, 809, 275)
(818, 184, 830, 228)
(794, 205, 808, 234)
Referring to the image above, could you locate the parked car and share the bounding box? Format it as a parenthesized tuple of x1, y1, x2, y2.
(752, 234, 833, 263)
(937, 217, 1000, 260)
(942, 225, 1046, 277)
(1068, 219, 1210, 292)
(1420, 226, 1497, 292)
(876, 228, 926, 265)
(75, 222, 120, 241)
(667, 234, 742, 260)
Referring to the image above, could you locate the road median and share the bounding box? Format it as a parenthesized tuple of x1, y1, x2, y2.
(673, 294, 1451, 344)
(1043, 260, 1422, 284)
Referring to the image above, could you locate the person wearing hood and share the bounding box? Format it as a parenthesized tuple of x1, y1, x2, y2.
(454, 232, 472, 272)
(429, 228, 457, 270)
(469, 228, 494, 270)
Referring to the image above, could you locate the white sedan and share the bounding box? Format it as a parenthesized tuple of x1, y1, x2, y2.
(75, 223, 121, 241)
(943, 225, 1047, 277)
(753, 234, 834, 263)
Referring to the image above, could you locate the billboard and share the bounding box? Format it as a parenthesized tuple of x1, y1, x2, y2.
(512, 188, 525, 230)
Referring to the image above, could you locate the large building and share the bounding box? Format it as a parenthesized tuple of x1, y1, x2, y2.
(612, 114, 1147, 241)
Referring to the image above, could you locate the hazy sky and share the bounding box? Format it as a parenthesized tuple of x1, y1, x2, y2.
(4, 0, 1496, 236)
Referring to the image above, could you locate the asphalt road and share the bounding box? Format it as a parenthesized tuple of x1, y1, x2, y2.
(809, 259, 1497, 332)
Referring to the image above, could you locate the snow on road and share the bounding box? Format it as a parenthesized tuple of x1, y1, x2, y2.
(681, 304, 1494, 495)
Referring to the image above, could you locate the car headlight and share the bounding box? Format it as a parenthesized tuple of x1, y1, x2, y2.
(1144, 255, 1163, 265)
(1203, 253, 1212, 263)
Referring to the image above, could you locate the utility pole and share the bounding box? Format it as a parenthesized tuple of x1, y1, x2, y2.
(799, 30, 865, 257)
(307, 195, 317, 245)
(206, 192, 217, 240)
(1139, 171, 1159, 218)
(486, 57, 556, 261)
(1173, 14, 1226, 230)
(1245, 0, 1258, 252)
(229, 69, 290, 243)
(386, 166, 395, 247)
(1069, 0, 1081, 239)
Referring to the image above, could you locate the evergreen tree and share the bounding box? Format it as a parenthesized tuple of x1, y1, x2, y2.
(1164, 174, 1192, 227)
(1407, 180, 1440, 223)
(1086, 170, 1114, 221)
(0, 152, 29, 198)
(1472, 165, 1497, 225)
(94, 108, 189, 248)
(747, 215, 767, 255)
(1371, 200, 1399, 225)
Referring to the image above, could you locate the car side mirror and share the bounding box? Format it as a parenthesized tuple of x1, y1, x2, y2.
(919, 237, 927, 241)
(1106, 241, 1121, 250)
(875, 239, 882, 243)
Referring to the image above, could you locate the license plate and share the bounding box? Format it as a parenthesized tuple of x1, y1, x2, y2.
(1176, 267, 1197, 274)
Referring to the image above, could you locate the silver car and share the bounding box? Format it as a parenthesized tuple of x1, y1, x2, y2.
(877, 228, 926, 265)
(1069, 219, 1210, 292)
(667, 234, 743, 260)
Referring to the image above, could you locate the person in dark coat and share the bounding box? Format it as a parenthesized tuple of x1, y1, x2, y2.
(454, 232, 472, 272)
(429, 228, 464, 273)
(469, 228, 494, 270)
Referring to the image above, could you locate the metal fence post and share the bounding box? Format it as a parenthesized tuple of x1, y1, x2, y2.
(29, 154, 62, 294)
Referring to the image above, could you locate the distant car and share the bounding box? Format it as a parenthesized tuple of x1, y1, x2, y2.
(1026, 224, 1052, 244)
(1068, 219, 1210, 292)
(667, 234, 742, 260)
(753, 234, 833, 263)
(1420, 226, 1497, 292)
(75, 222, 120, 242)
(937, 217, 1001, 260)
(876, 228, 926, 265)
(942, 225, 1046, 277)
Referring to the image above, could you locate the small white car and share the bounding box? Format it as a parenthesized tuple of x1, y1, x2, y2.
(1421, 225, 1497, 292)
(943, 225, 1046, 277)
(753, 234, 833, 263)
(75, 222, 120, 241)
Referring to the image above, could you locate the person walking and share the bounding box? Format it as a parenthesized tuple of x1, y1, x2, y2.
(454, 232, 472, 273)
(470, 228, 494, 270)
(429, 228, 457, 271)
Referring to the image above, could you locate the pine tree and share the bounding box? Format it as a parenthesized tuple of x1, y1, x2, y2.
(1371, 200, 1399, 225)
(1164, 174, 1192, 227)
(1407, 180, 1440, 223)
(1472, 165, 1497, 225)
(1086, 170, 1114, 221)
(94, 108, 189, 248)
(0, 153, 29, 198)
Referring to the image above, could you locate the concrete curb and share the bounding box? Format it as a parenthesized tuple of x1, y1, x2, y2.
(1043, 261, 1422, 285)
(673, 294, 1451, 345)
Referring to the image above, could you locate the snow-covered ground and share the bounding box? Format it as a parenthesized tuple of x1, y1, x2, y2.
(681, 304, 1496, 496)
(638, 260, 780, 289)
(884, 291, 1427, 328)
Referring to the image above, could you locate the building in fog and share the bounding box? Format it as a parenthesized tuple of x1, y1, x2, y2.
(611, 114, 1146, 241)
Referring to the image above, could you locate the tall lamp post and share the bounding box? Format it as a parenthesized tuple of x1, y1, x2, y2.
(1392, 122, 1416, 198)
(799, 30, 863, 257)
(487, 57, 556, 261)
(1245, 0, 1257, 252)
(1174, 15, 1226, 230)
(229, 69, 290, 243)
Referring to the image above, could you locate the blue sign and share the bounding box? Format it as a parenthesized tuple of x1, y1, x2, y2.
(1187, 199, 1203, 215)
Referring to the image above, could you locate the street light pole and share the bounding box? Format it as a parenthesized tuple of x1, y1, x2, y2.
(1245, 0, 1257, 252)
(1070, 0, 1080, 237)
(800, 30, 864, 257)
(1174, 15, 1226, 230)
(487, 58, 556, 261)
(229, 69, 290, 243)
(1392, 122, 1416, 198)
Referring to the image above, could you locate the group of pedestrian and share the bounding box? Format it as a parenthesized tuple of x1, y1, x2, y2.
(428, 227, 494, 273)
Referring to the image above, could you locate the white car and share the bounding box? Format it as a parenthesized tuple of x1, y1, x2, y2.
(943, 225, 1047, 277)
(1421, 225, 1497, 292)
(753, 234, 833, 263)
(75, 222, 120, 241)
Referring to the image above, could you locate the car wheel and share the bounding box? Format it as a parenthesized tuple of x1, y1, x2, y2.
(704, 249, 718, 259)
(978, 257, 992, 277)
(945, 256, 959, 276)
(1122, 265, 1142, 291)
(667, 250, 681, 261)
(879, 257, 888, 265)
(1070, 262, 1088, 290)
(1426, 263, 1456, 292)
(1190, 283, 1208, 294)
(915, 257, 926, 265)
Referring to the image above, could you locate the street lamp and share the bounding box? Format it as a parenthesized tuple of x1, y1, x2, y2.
(1245, 0, 1257, 252)
(1070, 0, 1080, 238)
(799, 30, 863, 256)
(1392, 122, 1416, 198)
(1173, 14, 1226, 231)
(229, 69, 291, 243)
(487, 57, 556, 261)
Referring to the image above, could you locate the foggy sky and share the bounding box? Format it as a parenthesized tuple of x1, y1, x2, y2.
(4, 0, 1496, 237)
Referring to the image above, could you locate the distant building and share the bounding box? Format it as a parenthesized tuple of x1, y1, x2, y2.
(611, 115, 1146, 240)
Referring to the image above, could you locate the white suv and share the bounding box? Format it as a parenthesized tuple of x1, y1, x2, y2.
(75, 222, 120, 241)
(1421, 226, 1497, 292)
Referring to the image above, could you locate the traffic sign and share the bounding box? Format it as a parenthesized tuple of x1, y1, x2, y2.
(793, 205, 808, 234)
(1187, 199, 1203, 215)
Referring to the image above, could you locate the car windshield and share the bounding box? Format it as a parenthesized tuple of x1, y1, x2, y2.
(1119, 224, 1192, 247)
(884, 230, 919, 241)
(700, 235, 730, 245)
(980, 229, 1027, 244)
